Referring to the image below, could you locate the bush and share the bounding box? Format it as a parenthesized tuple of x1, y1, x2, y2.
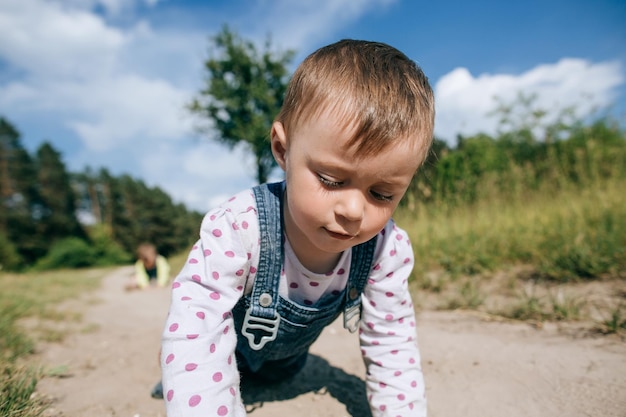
(31, 229, 132, 271)
(0, 232, 22, 271)
(87, 225, 132, 266)
(32, 238, 97, 270)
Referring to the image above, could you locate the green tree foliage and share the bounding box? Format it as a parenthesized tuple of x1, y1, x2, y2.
(71, 170, 203, 259)
(189, 25, 295, 184)
(32, 232, 130, 271)
(404, 97, 625, 282)
(35, 142, 85, 243)
(408, 96, 626, 209)
(0, 118, 40, 263)
(0, 232, 21, 270)
(0, 115, 203, 271)
(109, 174, 201, 257)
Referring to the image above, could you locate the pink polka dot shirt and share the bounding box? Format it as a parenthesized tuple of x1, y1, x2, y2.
(161, 188, 427, 417)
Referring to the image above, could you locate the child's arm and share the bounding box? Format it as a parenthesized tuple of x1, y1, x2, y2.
(161, 206, 254, 417)
(134, 260, 150, 289)
(360, 222, 427, 417)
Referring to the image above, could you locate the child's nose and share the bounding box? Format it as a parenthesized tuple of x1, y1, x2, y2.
(336, 189, 364, 222)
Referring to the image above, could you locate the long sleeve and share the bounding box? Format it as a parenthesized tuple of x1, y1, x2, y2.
(360, 221, 427, 417)
(161, 195, 258, 417)
(156, 255, 171, 287)
(134, 260, 150, 288)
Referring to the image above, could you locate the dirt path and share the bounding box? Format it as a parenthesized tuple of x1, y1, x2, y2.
(36, 267, 626, 417)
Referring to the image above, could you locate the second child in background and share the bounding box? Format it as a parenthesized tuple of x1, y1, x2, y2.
(133, 243, 171, 289)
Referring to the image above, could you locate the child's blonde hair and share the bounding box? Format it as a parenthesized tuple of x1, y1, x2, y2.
(275, 39, 435, 162)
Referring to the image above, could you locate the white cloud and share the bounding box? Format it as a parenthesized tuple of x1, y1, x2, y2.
(0, 0, 400, 212)
(1, 0, 623, 214)
(134, 140, 262, 212)
(0, 0, 124, 79)
(0, 0, 196, 152)
(65, 75, 194, 151)
(434, 59, 624, 144)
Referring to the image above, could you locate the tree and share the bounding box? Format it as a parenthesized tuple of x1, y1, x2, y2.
(189, 26, 295, 184)
(489, 92, 580, 144)
(72, 168, 202, 258)
(35, 142, 85, 242)
(72, 167, 105, 226)
(0, 116, 203, 269)
(0, 117, 40, 263)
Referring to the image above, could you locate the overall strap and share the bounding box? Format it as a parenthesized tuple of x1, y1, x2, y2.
(343, 235, 378, 332)
(241, 182, 284, 350)
(243, 180, 378, 346)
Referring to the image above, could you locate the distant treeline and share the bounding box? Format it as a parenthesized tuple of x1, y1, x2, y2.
(2, 109, 625, 272)
(398, 113, 625, 283)
(0, 116, 203, 271)
(406, 116, 626, 210)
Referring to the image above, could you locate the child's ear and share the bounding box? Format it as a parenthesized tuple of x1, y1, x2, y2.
(271, 121, 288, 171)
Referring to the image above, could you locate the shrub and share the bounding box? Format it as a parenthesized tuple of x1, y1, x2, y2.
(32, 238, 96, 270)
(0, 232, 22, 271)
(87, 226, 132, 266)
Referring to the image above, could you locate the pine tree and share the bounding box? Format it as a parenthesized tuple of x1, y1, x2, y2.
(0, 117, 41, 262)
(35, 142, 85, 242)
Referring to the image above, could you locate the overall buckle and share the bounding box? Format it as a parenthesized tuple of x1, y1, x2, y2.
(242, 308, 280, 350)
(343, 304, 361, 333)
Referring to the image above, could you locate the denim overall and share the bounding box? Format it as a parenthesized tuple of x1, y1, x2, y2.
(232, 182, 377, 381)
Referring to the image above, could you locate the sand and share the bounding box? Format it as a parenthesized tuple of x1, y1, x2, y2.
(35, 266, 626, 417)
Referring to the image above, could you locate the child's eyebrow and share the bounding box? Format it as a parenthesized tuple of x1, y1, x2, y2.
(313, 159, 350, 172)
(308, 157, 360, 178)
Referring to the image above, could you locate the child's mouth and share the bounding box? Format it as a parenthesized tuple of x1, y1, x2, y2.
(324, 228, 356, 241)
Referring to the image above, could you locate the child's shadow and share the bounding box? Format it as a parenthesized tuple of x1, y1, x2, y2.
(240, 354, 372, 417)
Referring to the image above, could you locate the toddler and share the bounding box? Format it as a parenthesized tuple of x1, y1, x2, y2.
(161, 39, 435, 417)
(130, 243, 170, 289)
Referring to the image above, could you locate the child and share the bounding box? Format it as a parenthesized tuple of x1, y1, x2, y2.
(132, 243, 171, 289)
(161, 39, 435, 417)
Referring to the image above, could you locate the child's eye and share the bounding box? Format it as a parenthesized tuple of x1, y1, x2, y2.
(318, 174, 343, 188)
(370, 190, 394, 202)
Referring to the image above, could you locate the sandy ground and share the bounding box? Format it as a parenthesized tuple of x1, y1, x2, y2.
(34, 266, 626, 417)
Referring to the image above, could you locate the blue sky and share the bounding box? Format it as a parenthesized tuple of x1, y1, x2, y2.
(1, 0, 624, 212)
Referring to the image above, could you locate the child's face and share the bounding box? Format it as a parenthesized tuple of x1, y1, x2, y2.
(271, 111, 422, 272)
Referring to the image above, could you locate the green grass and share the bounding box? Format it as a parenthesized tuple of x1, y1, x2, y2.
(0, 249, 191, 417)
(601, 304, 626, 334)
(0, 267, 109, 417)
(500, 287, 584, 322)
(399, 177, 626, 282)
(0, 365, 47, 417)
(398, 177, 626, 328)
